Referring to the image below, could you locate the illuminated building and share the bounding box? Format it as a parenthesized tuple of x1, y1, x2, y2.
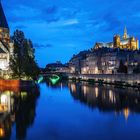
(69, 47, 140, 74)
(69, 51, 90, 74)
(69, 27, 140, 74)
(0, 91, 14, 114)
(94, 27, 139, 51)
(0, 2, 14, 73)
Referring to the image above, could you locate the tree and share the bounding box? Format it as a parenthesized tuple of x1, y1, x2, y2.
(10, 30, 39, 79)
(133, 65, 140, 74)
(117, 60, 127, 73)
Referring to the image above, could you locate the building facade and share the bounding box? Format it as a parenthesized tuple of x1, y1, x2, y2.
(0, 2, 14, 74)
(69, 48, 140, 75)
(69, 51, 90, 74)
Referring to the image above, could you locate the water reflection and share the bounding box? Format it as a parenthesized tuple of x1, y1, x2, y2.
(46, 81, 68, 90)
(68, 82, 140, 120)
(0, 85, 40, 140)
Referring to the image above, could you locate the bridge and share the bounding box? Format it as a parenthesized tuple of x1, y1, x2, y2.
(37, 72, 68, 84)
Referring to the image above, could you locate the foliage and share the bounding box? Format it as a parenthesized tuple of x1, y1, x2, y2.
(117, 60, 127, 73)
(133, 65, 140, 73)
(10, 30, 39, 79)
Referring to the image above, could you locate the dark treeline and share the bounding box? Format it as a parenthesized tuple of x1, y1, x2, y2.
(10, 30, 40, 80)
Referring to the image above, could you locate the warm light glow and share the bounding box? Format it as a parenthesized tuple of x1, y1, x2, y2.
(123, 108, 130, 121)
(0, 128, 5, 137)
(21, 92, 27, 98)
(95, 87, 98, 98)
(109, 90, 116, 103)
(71, 84, 76, 93)
(1, 94, 7, 104)
(83, 86, 87, 95)
(71, 67, 75, 73)
(95, 67, 98, 74)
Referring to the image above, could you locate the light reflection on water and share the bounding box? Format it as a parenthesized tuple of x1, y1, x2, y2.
(0, 85, 40, 140)
(0, 81, 140, 140)
(68, 82, 140, 120)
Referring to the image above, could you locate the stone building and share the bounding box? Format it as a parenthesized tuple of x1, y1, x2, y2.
(0, 2, 14, 75)
(69, 48, 140, 75)
(69, 51, 90, 74)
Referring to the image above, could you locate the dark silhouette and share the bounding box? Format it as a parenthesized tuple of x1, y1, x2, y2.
(117, 60, 128, 73)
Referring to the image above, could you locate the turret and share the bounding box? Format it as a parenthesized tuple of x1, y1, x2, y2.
(113, 35, 120, 48)
(0, 1, 10, 43)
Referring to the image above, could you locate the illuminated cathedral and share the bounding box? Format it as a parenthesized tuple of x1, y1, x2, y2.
(94, 27, 139, 50)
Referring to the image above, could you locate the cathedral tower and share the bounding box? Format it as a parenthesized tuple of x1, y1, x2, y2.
(0, 1, 10, 43)
(123, 26, 128, 39)
(113, 35, 120, 48)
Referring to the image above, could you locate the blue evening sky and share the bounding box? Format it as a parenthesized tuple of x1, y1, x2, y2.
(2, 0, 140, 67)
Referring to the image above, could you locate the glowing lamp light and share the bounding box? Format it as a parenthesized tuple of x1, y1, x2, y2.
(1, 95, 7, 104)
(49, 75, 60, 85)
(95, 67, 98, 74)
(36, 76, 44, 84)
(21, 92, 27, 98)
(0, 128, 5, 137)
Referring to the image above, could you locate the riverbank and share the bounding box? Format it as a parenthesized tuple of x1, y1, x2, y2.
(0, 80, 35, 87)
(67, 73, 140, 89)
(0, 79, 37, 92)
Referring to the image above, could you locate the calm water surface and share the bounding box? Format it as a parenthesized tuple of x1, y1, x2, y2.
(1, 81, 140, 140)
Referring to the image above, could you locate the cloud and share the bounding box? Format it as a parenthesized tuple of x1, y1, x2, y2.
(15, 25, 27, 29)
(62, 19, 79, 25)
(2, 0, 140, 67)
(4, 0, 81, 27)
(41, 5, 61, 23)
(102, 13, 121, 31)
(44, 6, 58, 14)
(60, 8, 79, 19)
(34, 43, 53, 48)
(8, 5, 41, 23)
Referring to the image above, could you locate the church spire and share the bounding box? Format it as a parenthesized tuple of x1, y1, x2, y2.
(124, 26, 127, 35)
(0, 1, 9, 29)
(123, 26, 128, 39)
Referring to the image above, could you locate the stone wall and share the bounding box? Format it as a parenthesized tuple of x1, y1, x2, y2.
(68, 74, 140, 84)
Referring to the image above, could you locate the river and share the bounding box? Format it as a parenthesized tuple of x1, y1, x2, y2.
(0, 81, 140, 140)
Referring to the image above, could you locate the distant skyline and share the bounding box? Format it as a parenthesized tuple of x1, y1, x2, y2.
(2, 0, 140, 67)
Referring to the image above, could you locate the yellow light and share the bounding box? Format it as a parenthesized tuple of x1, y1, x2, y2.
(123, 108, 130, 121)
(0, 128, 5, 137)
(21, 92, 27, 98)
(71, 84, 76, 93)
(95, 87, 98, 98)
(95, 67, 98, 74)
(83, 86, 87, 95)
(1, 95, 7, 104)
